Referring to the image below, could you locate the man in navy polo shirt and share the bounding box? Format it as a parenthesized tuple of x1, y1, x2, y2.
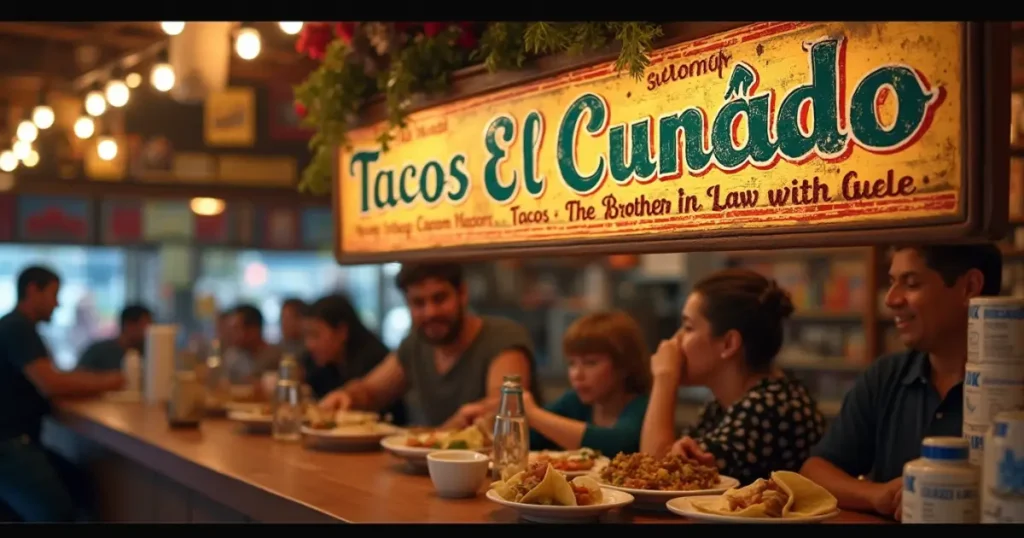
(0, 266, 125, 522)
(800, 243, 1002, 521)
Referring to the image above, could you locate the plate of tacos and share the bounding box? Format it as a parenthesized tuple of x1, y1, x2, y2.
(666, 471, 840, 523)
(487, 462, 634, 522)
(226, 404, 274, 433)
(301, 409, 402, 451)
(529, 448, 609, 478)
(381, 423, 492, 468)
(597, 453, 739, 508)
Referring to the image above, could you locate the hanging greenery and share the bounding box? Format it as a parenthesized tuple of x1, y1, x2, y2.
(293, 22, 663, 195)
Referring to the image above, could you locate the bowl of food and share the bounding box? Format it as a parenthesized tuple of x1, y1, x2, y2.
(487, 462, 634, 523)
(597, 452, 739, 509)
(426, 450, 491, 498)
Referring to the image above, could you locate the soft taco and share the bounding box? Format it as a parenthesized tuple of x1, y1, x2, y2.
(489, 463, 605, 506)
(691, 471, 837, 518)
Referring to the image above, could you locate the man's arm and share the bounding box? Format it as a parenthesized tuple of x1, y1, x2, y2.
(340, 353, 409, 411)
(24, 358, 124, 398)
(800, 367, 888, 513)
(440, 348, 533, 430)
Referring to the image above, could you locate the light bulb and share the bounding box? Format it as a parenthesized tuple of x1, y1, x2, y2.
(85, 91, 106, 117)
(279, 22, 303, 35)
(190, 197, 226, 216)
(16, 120, 38, 143)
(235, 27, 262, 60)
(125, 72, 142, 88)
(161, 22, 185, 35)
(105, 80, 129, 108)
(0, 151, 17, 172)
(151, 63, 176, 92)
(22, 149, 39, 168)
(73, 116, 95, 139)
(97, 137, 118, 161)
(31, 105, 55, 129)
(12, 140, 31, 160)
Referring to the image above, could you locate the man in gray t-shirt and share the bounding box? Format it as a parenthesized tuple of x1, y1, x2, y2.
(319, 263, 537, 428)
(225, 304, 283, 384)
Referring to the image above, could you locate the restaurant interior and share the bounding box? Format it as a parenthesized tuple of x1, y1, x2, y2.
(0, 21, 1017, 524)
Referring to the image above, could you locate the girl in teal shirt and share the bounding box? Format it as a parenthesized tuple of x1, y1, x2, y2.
(524, 310, 651, 456)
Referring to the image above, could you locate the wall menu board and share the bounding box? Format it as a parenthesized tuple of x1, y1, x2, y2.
(333, 22, 1009, 264)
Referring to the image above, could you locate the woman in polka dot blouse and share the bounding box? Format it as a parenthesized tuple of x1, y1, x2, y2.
(639, 268, 826, 482)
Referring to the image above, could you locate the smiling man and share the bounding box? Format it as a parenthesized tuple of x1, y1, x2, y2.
(800, 243, 1002, 521)
(319, 262, 538, 428)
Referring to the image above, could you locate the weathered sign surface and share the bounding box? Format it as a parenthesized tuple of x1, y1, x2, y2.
(334, 21, 1007, 263)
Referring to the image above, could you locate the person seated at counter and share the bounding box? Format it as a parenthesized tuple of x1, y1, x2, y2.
(640, 268, 826, 482)
(319, 262, 537, 429)
(524, 310, 650, 456)
(279, 297, 308, 358)
(224, 304, 283, 385)
(0, 266, 125, 522)
(800, 243, 1002, 521)
(75, 304, 152, 372)
(301, 294, 407, 425)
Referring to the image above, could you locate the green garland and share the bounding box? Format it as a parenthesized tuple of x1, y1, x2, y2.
(294, 22, 663, 195)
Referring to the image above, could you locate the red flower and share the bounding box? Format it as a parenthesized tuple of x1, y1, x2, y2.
(296, 23, 334, 61)
(423, 22, 445, 38)
(334, 22, 356, 45)
(455, 22, 477, 49)
(294, 102, 307, 119)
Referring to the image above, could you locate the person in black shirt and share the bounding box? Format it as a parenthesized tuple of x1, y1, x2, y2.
(0, 266, 124, 522)
(301, 294, 406, 425)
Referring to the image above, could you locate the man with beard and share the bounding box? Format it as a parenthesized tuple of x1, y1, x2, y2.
(0, 266, 125, 521)
(319, 262, 537, 428)
(800, 244, 1002, 521)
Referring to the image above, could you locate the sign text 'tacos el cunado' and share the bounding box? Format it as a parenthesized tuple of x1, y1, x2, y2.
(334, 21, 1005, 264)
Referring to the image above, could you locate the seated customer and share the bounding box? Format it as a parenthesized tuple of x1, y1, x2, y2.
(319, 263, 537, 429)
(640, 268, 826, 482)
(278, 297, 307, 358)
(0, 266, 124, 522)
(223, 304, 283, 385)
(301, 294, 407, 425)
(76, 304, 152, 372)
(801, 244, 1001, 520)
(525, 311, 650, 456)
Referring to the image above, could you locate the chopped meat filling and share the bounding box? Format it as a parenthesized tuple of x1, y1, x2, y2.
(725, 478, 789, 517)
(600, 452, 720, 491)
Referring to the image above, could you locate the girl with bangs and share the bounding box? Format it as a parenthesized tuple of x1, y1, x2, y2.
(525, 310, 651, 456)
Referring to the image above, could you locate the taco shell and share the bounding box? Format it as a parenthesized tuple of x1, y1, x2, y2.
(519, 464, 577, 506)
(490, 470, 526, 502)
(691, 482, 774, 517)
(771, 471, 838, 517)
(571, 475, 604, 504)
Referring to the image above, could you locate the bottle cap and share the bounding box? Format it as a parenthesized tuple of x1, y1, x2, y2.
(921, 436, 968, 461)
(503, 374, 521, 383)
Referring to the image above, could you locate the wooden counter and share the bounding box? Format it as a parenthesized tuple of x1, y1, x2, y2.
(44, 399, 891, 524)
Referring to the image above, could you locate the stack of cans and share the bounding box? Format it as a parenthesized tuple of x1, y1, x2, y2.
(965, 297, 1024, 466)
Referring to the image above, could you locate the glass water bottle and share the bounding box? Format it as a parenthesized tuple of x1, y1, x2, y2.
(492, 375, 529, 481)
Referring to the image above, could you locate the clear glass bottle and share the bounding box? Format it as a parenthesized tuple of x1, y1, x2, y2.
(272, 378, 302, 442)
(492, 374, 529, 481)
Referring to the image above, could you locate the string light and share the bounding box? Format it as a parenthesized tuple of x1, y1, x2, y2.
(96, 136, 118, 161)
(12, 140, 31, 160)
(16, 120, 38, 143)
(73, 116, 95, 139)
(151, 63, 175, 92)
(0, 151, 17, 172)
(105, 80, 130, 108)
(31, 105, 54, 129)
(235, 27, 261, 60)
(85, 90, 106, 116)
(160, 22, 185, 36)
(278, 22, 303, 35)
(22, 150, 39, 168)
(125, 73, 142, 88)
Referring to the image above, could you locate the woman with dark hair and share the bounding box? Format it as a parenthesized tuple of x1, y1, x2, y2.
(302, 294, 407, 425)
(640, 268, 826, 482)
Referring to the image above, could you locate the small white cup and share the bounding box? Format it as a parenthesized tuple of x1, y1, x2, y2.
(426, 450, 490, 498)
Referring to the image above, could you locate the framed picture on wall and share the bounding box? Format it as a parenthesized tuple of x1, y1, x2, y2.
(268, 84, 313, 142)
(204, 87, 256, 147)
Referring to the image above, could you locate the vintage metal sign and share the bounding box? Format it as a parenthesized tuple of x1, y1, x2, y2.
(334, 22, 1007, 263)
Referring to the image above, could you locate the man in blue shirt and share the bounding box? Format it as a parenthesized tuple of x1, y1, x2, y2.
(800, 244, 1002, 521)
(0, 266, 125, 522)
(76, 304, 153, 372)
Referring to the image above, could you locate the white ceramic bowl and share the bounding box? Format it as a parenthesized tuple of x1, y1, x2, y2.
(426, 450, 490, 498)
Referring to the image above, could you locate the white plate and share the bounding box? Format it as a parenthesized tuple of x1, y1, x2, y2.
(665, 495, 840, 523)
(224, 402, 266, 414)
(600, 475, 740, 508)
(485, 487, 633, 523)
(301, 423, 402, 450)
(528, 451, 610, 478)
(380, 435, 489, 467)
(227, 410, 273, 433)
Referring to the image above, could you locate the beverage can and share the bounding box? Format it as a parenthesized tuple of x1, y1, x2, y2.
(968, 297, 1024, 364)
